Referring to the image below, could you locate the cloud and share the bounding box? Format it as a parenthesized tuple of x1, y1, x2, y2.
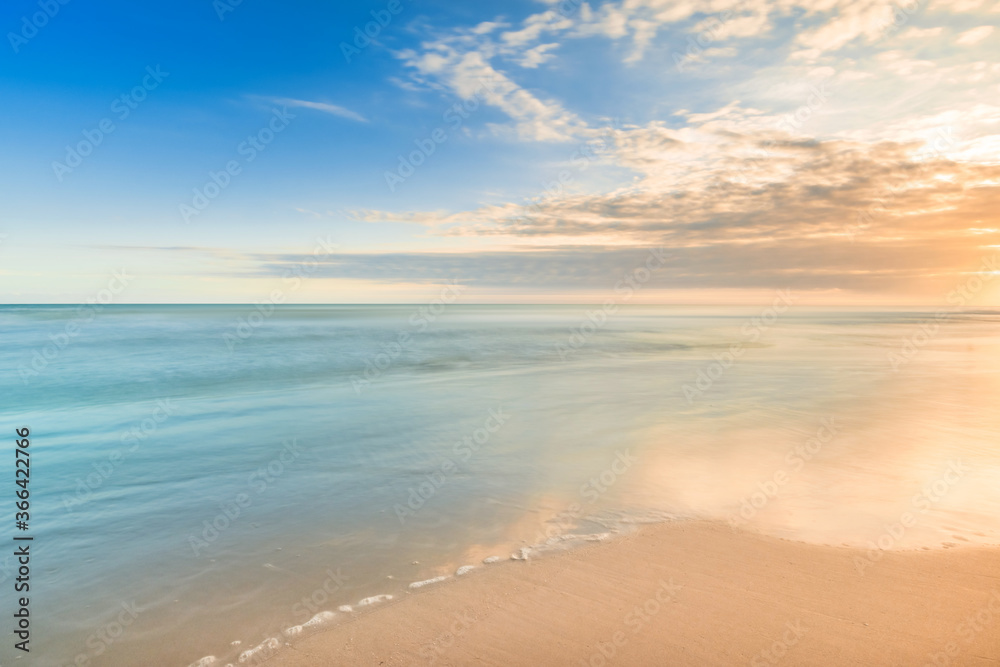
(472, 21, 509, 35)
(345, 96, 1000, 295)
(929, 0, 986, 11)
(341, 1, 1000, 297)
(898, 26, 944, 39)
(500, 10, 574, 47)
(794, 3, 907, 53)
(270, 98, 368, 123)
(874, 50, 937, 77)
(246, 229, 997, 293)
(956, 25, 995, 44)
(388, 0, 998, 144)
(398, 45, 588, 141)
(517, 42, 560, 68)
(386, 0, 1000, 146)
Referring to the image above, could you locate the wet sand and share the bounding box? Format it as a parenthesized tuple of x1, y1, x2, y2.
(257, 520, 1000, 666)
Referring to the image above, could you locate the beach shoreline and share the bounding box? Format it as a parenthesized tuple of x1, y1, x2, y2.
(244, 520, 1000, 666)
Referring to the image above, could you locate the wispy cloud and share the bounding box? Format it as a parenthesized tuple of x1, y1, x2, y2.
(956, 25, 995, 44)
(245, 240, 995, 296)
(347, 91, 1000, 295)
(270, 97, 369, 123)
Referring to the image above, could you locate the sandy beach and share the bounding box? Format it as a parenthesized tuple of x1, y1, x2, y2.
(259, 521, 1000, 667)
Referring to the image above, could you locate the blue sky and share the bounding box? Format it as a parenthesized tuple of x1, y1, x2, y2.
(1, 0, 998, 303)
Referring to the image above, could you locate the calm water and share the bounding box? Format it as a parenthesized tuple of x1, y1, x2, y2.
(1, 305, 998, 666)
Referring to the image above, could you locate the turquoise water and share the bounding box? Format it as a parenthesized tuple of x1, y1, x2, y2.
(2, 305, 999, 666)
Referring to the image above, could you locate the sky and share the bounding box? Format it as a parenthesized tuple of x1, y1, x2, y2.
(0, 0, 998, 304)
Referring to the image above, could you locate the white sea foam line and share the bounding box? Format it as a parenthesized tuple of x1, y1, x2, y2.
(409, 575, 450, 589)
(357, 594, 393, 606)
(238, 637, 280, 663)
(283, 610, 338, 638)
(511, 547, 531, 560)
(545, 532, 612, 545)
(304, 610, 336, 628)
(213, 537, 603, 667)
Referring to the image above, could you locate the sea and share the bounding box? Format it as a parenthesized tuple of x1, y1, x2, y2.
(1, 304, 998, 666)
